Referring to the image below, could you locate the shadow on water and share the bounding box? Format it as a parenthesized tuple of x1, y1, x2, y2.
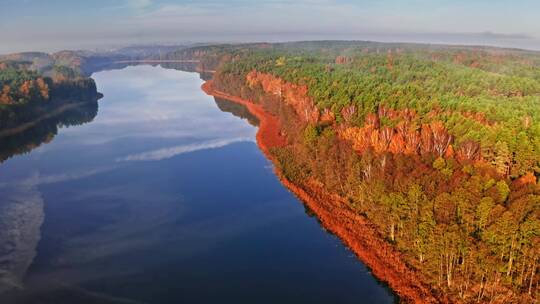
(213, 97, 260, 127)
(303, 199, 400, 304)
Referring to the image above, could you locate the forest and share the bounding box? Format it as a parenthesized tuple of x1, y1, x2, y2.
(187, 41, 540, 303)
(0, 59, 100, 131)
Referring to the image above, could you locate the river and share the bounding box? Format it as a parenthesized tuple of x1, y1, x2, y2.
(0, 65, 397, 303)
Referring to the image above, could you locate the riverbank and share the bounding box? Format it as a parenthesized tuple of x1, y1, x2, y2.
(202, 80, 445, 303)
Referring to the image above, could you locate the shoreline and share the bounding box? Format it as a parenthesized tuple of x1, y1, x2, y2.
(0, 101, 90, 138)
(113, 60, 200, 64)
(202, 80, 444, 304)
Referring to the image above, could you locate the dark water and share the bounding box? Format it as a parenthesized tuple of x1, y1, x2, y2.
(0, 65, 396, 304)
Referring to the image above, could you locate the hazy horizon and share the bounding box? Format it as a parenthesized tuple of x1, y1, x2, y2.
(2, 0, 540, 54)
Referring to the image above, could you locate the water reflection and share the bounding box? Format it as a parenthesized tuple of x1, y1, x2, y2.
(0, 101, 98, 163)
(95, 61, 205, 79)
(214, 97, 260, 127)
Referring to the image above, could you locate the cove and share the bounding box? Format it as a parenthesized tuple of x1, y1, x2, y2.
(0, 65, 397, 304)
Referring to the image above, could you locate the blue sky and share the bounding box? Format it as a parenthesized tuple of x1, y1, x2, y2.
(1, 0, 540, 53)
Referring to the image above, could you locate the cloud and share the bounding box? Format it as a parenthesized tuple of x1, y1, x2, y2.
(116, 137, 254, 162)
(0, 167, 118, 189)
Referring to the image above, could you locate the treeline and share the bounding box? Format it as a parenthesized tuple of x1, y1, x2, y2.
(0, 61, 101, 131)
(202, 41, 540, 303)
(212, 43, 540, 179)
(0, 67, 49, 104)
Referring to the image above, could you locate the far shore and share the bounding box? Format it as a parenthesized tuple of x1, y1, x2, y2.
(113, 59, 200, 64)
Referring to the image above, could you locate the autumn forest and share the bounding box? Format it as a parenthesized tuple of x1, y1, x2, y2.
(184, 41, 540, 303)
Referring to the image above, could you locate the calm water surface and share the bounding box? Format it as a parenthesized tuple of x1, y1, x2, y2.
(0, 65, 396, 303)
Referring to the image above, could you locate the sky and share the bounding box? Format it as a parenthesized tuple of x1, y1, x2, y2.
(1, 0, 540, 54)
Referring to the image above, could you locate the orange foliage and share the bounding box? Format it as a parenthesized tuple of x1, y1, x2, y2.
(0, 85, 13, 104)
(320, 108, 335, 123)
(202, 80, 286, 152)
(365, 113, 380, 128)
(431, 121, 453, 157)
(457, 140, 481, 161)
(389, 132, 405, 154)
(335, 56, 352, 65)
(420, 124, 434, 154)
(515, 172, 537, 187)
(387, 49, 394, 70)
(19, 80, 33, 96)
(339, 114, 454, 159)
(341, 105, 356, 123)
(246, 71, 320, 123)
(36, 78, 49, 100)
(444, 144, 455, 158)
